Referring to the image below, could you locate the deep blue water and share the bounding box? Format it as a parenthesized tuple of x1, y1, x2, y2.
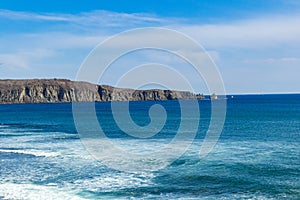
(0, 94, 299, 199)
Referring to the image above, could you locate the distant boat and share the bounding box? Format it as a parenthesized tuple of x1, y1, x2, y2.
(210, 93, 218, 100)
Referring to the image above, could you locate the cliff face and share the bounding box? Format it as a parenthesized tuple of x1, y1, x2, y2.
(0, 79, 203, 104)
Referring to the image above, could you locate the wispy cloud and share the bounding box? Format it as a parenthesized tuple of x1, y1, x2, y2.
(0, 9, 300, 93)
(244, 57, 300, 64)
(177, 14, 300, 48)
(0, 9, 166, 27)
(0, 49, 54, 69)
(2, 9, 300, 49)
(0, 9, 70, 21)
(0, 49, 55, 69)
(19, 33, 106, 49)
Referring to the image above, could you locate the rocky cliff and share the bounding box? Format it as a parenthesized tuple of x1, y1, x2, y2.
(0, 79, 204, 104)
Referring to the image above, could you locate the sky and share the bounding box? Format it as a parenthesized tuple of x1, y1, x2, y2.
(0, 0, 300, 94)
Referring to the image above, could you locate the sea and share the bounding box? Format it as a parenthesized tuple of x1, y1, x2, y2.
(0, 94, 299, 199)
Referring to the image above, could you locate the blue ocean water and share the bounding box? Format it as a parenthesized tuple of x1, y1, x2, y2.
(0, 94, 299, 199)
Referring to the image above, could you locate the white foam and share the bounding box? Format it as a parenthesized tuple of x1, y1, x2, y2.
(0, 149, 60, 157)
(72, 172, 153, 192)
(0, 183, 84, 200)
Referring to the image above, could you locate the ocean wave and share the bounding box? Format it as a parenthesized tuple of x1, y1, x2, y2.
(71, 172, 154, 193)
(0, 133, 36, 137)
(0, 183, 84, 200)
(0, 149, 60, 157)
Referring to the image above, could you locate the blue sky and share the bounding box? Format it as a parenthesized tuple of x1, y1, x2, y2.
(0, 0, 300, 93)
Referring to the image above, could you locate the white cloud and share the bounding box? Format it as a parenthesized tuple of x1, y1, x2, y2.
(2, 9, 300, 50)
(176, 14, 300, 48)
(2, 9, 300, 49)
(0, 49, 55, 69)
(0, 9, 300, 93)
(0, 53, 28, 69)
(243, 57, 300, 64)
(0, 9, 165, 27)
(0, 9, 69, 21)
(21, 33, 106, 49)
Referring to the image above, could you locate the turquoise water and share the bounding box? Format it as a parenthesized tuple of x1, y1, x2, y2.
(0, 95, 299, 199)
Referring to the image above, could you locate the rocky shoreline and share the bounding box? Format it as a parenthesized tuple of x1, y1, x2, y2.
(0, 79, 204, 104)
